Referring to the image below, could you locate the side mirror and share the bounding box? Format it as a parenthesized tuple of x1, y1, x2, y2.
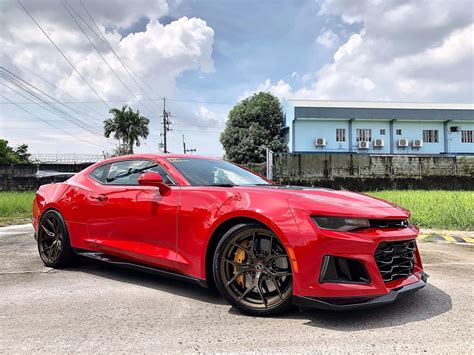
(138, 172, 171, 195)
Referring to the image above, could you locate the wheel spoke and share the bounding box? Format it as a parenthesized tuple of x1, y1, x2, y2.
(238, 280, 256, 300)
(251, 231, 258, 257)
(40, 225, 55, 238)
(268, 234, 273, 255)
(231, 242, 250, 254)
(256, 278, 267, 307)
(267, 269, 292, 278)
(226, 271, 244, 287)
(269, 275, 283, 299)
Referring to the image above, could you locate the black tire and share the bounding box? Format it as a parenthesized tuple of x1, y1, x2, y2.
(213, 223, 293, 316)
(37, 210, 75, 268)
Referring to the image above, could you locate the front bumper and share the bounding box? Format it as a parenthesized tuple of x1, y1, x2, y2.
(293, 272, 428, 310)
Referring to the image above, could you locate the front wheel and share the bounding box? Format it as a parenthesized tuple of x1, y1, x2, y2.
(37, 210, 75, 268)
(213, 223, 293, 316)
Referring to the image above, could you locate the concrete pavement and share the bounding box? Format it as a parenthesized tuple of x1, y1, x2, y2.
(0, 224, 473, 353)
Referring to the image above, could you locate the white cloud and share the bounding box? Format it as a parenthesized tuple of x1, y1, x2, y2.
(1, 0, 216, 154)
(316, 29, 339, 48)
(245, 0, 474, 103)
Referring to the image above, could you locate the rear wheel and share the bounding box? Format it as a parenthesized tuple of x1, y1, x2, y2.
(37, 210, 74, 268)
(213, 223, 293, 316)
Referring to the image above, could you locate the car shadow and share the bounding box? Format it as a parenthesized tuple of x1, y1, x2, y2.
(238, 284, 452, 330)
(68, 258, 452, 330)
(67, 257, 227, 305)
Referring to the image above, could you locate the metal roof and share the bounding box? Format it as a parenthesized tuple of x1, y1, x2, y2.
(286, 99, 474, 110)
(285, 100, 474, 121)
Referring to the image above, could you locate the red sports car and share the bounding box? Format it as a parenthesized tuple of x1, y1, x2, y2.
(33, 154, 427, 316)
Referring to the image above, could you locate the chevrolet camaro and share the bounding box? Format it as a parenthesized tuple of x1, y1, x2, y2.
(33, 154, 428, 316)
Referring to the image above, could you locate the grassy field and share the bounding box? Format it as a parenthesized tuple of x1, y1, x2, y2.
(0, 190, 472, 230)
(367, 190, 473, 231)
(0, 191, 35, 226)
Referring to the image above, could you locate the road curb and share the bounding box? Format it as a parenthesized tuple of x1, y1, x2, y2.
(418, 234, 474, 244)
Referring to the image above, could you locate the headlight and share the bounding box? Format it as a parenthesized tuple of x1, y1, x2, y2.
(312, 216, 370, 232)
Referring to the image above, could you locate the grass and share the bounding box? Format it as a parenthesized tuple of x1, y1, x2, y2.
(367, 190, 473, 231)
(0, 190, 472, 231)
(0, 191, 35, 226)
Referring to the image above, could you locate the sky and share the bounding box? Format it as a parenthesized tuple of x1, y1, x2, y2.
(1, 0, 473, 157)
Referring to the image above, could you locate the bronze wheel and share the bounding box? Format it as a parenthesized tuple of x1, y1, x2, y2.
(37, 210, 74, 268)
(214, 223, 293, 316)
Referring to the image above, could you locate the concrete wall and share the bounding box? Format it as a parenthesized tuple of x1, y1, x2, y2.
(0, 163, 92, 191)
(273, 153, 474, 191)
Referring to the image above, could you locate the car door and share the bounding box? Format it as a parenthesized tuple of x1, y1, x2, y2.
(86, 159, 180, 271)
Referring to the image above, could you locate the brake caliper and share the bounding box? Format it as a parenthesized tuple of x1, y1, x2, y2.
(234, 240, 248, 288)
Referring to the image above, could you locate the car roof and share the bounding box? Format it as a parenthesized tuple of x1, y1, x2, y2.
(99, 153, 221, 163)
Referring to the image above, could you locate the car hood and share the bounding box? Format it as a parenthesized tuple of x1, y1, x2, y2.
(242, 185, 410, 219)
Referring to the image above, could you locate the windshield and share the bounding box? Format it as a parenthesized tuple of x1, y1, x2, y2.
(167, 158, 270, 186)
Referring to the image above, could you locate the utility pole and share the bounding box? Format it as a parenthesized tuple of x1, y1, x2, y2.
(161, 98, 171, 153)
(182, 134, 196, 154)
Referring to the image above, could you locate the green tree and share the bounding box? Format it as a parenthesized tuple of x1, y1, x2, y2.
(104, 105, 150, 155)
(0, 139, 31, 163)
(220, 92, 287, 163)
(14, 144, 31, 163)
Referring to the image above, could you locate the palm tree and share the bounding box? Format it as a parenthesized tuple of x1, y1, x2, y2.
(104, 105, 150, 155)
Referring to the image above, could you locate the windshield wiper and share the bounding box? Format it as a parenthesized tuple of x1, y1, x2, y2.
(106, 164, 158, 182)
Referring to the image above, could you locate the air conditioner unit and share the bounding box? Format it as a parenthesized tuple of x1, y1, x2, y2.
(358, 141, 369, 149)
(373, 139, 384, 148)
(412, 139, 423, 148)
(315, 138, 327, 147)
(398, 139, 409, 148)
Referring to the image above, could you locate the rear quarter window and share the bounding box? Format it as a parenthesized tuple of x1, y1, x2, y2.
(89, 164, 110, 183)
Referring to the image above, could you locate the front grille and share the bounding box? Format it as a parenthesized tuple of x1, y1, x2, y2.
(369, 219, 408, 228)
(374, 240, 416, 282)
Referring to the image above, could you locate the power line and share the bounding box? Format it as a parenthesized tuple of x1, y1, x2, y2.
(17, 0, 110, 109)
(0, 94, 108, 149)
(0, 79, 107, 140)
(0, 68, 111, 139)
(0, 74, 115, 146)
(79, 0, 163, 109)
(10, 60, 107, 123)
(62, 0, 157, 119)
(1, 67, 98, 129)
(0, 96, 234, 106)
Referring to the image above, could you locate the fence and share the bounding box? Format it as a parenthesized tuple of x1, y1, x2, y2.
(0, 163, 93, 191)
(30, 154, 106, 164)
(1, 154, 473, 191)
(271, 153, 474, 190)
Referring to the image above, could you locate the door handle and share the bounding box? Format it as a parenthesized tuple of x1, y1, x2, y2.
(90, 194, 108, 202)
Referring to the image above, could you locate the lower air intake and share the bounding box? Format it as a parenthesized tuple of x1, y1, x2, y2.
(374, 240, 416, 283)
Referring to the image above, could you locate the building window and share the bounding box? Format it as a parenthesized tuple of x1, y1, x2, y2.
(356, 129, 372, 142)
(462, 130, 473, 143)
(423, 130, 439, 143)
(336, 129, 346, 142)
(396, 129, 402, 135)
(380, 129, 386, 135)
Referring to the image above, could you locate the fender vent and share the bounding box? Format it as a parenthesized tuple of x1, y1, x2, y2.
(374, 240, 416, 283)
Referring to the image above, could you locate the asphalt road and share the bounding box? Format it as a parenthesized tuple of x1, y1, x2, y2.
(1, 224, 473, 354)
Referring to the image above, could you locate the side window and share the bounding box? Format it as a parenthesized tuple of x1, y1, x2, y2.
(105, 160, 175, 185)
(89, 164, 110, 183)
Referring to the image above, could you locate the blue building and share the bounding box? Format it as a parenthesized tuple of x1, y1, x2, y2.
(283, 100, 474, 155)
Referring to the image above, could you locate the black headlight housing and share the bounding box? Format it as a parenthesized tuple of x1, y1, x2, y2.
(312, 216, 370, 232)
